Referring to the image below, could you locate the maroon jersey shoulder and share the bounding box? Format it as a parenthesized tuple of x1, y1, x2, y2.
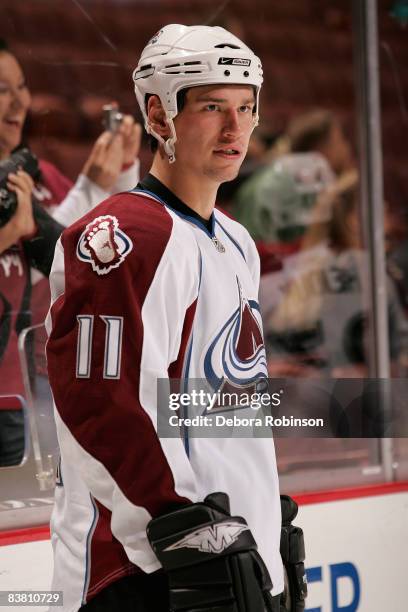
(60, 191, 174, 280)
(64, 192, 171, 244)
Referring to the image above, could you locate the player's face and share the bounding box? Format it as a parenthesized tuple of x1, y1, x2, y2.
(0, 52, 31, 160)
(173, 84, 256, 183)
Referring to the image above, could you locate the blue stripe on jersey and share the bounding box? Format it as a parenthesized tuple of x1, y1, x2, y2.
(215, 219, 246, 261)
(131, 188, 215, 237)
(183, 421, 190, 458)
(82, 494, 99, 605)
(181, 330, 194, 459)
(180, 252, 202, 458)
(249, 299, 261, 312)
(198, 249, 203, 291)
(130, 187, 168, 207)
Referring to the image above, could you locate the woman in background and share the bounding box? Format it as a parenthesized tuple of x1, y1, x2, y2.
(0, 40, 141, 466)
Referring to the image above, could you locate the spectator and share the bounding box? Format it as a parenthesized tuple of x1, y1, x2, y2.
(235, 152, 335, 243)
(287, 108, 355, 177)
(0, 40, 141, 466)
(265, 173, 407, 377)
(234, 152, 335, 275)
(0, 40, 141, 228)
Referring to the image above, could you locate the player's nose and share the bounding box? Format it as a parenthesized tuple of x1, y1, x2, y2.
(221, 109, 242, 139)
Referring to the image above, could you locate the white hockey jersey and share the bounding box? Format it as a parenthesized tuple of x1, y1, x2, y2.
(46, 187, 283, 611)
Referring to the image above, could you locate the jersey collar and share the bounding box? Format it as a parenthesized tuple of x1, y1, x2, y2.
(136, 173, 215, 236)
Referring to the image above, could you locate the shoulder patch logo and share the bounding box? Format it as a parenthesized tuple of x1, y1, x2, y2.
(76, 215, 133, 275)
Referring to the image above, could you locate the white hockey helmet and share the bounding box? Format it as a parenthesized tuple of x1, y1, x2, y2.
(132, 24, 263, 162)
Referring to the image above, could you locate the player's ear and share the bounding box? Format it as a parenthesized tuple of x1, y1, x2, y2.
(147, 95, 171, 138)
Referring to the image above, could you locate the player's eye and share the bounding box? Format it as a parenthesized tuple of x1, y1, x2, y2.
(204, 104, 220, 112)
(239, 105, 252, 113)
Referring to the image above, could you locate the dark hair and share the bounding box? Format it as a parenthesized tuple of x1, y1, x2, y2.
(148, 88, 189, 153)
(288, 109, 335, 153)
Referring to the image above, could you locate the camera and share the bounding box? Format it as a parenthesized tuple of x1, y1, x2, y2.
(102, 103, 124, 132)
(0, 148, 39, 228)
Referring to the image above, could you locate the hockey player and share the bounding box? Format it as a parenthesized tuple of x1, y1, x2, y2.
(46, 24, 305, 611)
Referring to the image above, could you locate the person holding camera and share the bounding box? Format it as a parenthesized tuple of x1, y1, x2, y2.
(0, 40, 141, 227)
(0, 40, 141, 466)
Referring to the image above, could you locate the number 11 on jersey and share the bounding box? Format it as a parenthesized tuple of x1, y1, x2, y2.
(76, 315, 123, 379)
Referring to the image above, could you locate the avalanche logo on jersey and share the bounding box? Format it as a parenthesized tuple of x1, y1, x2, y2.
(76, 215, 133, 276)
(164, 522, 249, 555)
(203, 277, 267, 404)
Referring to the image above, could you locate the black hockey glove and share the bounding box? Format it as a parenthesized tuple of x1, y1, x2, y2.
(279, 495, 307, 612)
(147, 492, 275, 611)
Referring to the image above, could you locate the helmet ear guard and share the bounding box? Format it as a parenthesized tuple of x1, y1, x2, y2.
(133, 24, 263, 162)
(146, 111, 178, 164)
(162, 115, 177, 164)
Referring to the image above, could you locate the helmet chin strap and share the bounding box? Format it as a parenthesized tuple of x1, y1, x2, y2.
(146, 113, 178, 164)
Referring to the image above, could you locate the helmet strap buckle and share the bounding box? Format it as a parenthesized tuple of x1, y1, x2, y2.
(146, 112, 178, 164)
